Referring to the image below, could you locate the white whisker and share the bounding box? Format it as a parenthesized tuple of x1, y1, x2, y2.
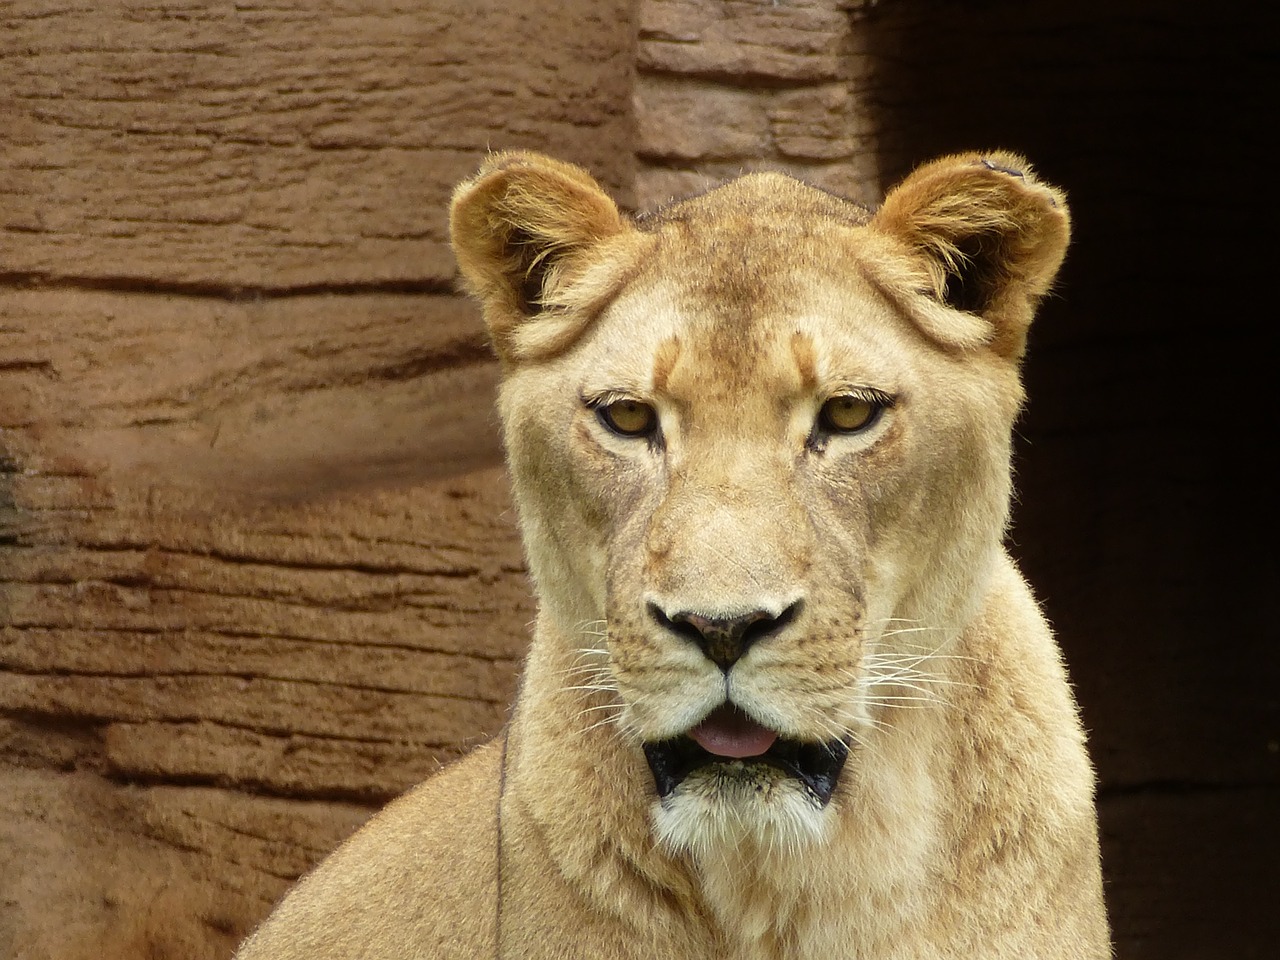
(572, 701, 626, 715)
(579, 714, 624, 736)
(877, 626, 944, 639)
(864, 698, 937, 713)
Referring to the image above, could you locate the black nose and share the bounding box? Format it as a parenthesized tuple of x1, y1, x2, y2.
(648, 601, 802, 670)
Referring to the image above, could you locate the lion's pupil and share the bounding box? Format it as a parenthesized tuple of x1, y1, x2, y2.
(607, 400, 653, 435)
(825, 396, 873, 431)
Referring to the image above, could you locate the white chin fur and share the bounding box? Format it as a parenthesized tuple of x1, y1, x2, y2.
(651, 764, 833, 859)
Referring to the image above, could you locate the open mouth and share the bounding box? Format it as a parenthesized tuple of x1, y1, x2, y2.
(642, 704, 849, 806)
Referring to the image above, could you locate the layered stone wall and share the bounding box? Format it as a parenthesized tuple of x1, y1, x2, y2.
(0, 3, 632, 957)
(634, 0, 879, 210)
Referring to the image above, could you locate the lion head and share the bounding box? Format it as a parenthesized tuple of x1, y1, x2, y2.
(450, 151, 1069, 858)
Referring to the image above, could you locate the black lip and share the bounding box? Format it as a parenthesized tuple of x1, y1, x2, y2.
(642, 735, 849, 806)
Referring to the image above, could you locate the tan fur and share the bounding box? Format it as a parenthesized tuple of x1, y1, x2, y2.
(237, 152, 1110, 959)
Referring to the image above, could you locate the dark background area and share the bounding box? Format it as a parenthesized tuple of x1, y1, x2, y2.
(869, 1, 1277, 956)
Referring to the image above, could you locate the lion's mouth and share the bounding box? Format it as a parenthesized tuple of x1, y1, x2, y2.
(642, 704, 849, 806)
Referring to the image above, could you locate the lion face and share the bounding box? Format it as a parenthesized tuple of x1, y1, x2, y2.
(451, 152, 1069, 854)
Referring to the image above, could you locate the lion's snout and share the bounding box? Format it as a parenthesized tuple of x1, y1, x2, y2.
(647, 600, 803, 671)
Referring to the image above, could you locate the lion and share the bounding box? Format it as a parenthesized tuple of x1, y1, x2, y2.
(236, 150, 1110, 959)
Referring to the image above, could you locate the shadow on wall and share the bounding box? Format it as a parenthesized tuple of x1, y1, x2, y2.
(864, 1, 1276, 958)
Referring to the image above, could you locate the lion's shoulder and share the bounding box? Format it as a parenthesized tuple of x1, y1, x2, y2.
(236, 739, 504, 959)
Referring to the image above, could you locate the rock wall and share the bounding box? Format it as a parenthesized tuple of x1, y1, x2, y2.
(0, 2, 633, 957)
(634, 0, 879, 209)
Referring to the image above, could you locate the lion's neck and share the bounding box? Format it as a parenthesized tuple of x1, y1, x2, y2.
(505, 617, 953, 959)
(686, 702, 943, 959)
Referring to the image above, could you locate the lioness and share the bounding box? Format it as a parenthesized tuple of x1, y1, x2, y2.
(237, 151, 1110, 959)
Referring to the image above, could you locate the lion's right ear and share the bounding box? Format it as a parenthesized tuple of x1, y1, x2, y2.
(870, 152, 1070, 360)
(450, 152, 629, 364)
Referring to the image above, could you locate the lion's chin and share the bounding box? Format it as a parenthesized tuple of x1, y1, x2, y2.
(648, 761, 839, 856)
(641, 705, 849, 854)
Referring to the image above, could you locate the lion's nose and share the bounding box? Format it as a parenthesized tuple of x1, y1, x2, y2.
(648, 601, 802, 671)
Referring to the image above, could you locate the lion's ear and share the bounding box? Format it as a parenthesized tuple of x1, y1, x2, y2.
(450, 151, 629, 364)
(871, 152, 1070, 359)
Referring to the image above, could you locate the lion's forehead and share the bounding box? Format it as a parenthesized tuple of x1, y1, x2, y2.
(645, 207, 860, 320)
(586, 243, 911, 410)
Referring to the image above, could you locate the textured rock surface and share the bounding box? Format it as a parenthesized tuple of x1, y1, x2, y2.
(0, 2, 631, 957)
(0, 768, 369, 960)
(0, 298, 530, 957)
(638, 0, 852, 82)
(0, 0, 633, 287)
(634, 0, 879, 210)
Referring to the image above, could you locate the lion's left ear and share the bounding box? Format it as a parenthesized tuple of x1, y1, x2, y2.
(450, 151, 630, 365)
(871, 152, 1070, 359)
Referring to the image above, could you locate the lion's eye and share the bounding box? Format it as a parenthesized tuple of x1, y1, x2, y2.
(818, 394, 883, 434)
(597, 399, 658, 438)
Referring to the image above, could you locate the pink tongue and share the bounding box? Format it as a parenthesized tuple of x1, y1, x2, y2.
(689, 705, 778, 759)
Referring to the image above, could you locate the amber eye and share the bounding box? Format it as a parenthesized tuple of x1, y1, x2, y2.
(818, 394, 882, 434)
(597, 399, 658, 438)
